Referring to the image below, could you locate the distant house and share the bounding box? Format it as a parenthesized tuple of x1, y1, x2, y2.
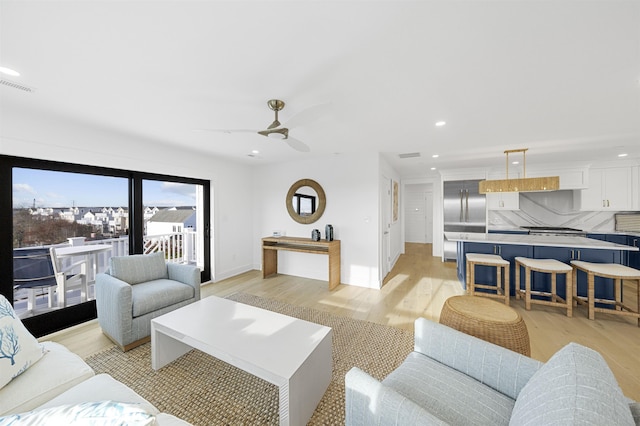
(144, 206, 160, 221)
(146, 208, 196, 237)
(59, 206, 80, 222)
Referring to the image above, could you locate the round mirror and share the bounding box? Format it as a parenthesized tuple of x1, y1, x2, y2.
(286, 179, 326, 224)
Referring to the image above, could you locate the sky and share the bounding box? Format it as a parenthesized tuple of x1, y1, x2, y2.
(12, 168, 198, 208)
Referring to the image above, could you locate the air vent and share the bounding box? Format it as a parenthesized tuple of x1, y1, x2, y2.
(398, 152, 421, 159)
(0, 79, 35, 93)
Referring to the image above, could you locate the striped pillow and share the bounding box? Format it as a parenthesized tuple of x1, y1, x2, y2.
(510, 342, 634, 425)
(110, 252, 168, 285)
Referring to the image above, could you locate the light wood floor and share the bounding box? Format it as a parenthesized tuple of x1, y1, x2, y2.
(42, 243, 640, 401)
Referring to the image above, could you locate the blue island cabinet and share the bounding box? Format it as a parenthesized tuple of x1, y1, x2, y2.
(533, 246, 623, 304)
(457, 241, 532, 295)
(628, 236, 640, 269)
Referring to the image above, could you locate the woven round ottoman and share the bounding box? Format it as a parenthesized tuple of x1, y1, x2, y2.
(439, 295, 531, 356)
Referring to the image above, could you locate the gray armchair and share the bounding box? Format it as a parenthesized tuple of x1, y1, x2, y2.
(96, 251, 200, 351)
(346, 317, 639, 426)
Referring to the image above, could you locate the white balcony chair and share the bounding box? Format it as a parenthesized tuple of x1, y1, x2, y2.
(49, 245, 88, 307)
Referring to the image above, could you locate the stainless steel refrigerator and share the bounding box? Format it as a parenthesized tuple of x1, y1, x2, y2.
(443, 179, 486, 260)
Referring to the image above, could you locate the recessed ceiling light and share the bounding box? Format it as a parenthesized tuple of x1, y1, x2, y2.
(251, 150, 260, 155)
(0, 66, 20, 77)
(512, 161, 519, 165)
(432, 154, 439, 158)
(435, 121, 446, 127)
(430, 167, 436, 170)
(618, 153, 628, 157)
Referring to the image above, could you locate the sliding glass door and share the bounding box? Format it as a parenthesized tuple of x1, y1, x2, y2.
(0, 155, 210, 337)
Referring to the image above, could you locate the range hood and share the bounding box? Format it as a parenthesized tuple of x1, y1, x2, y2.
(479, 149, 560, 194)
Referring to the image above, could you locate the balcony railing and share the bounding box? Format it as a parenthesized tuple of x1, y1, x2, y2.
(13, 230, 200, 318)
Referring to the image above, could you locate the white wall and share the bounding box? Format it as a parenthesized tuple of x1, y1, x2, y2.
(0, 105, 255, 282)
(252, 152, 382, 288)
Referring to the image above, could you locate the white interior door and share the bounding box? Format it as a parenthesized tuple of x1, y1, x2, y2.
(405, 184, 433, 243)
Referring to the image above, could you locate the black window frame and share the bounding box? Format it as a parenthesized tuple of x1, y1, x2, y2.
(1, 154, 211, 337)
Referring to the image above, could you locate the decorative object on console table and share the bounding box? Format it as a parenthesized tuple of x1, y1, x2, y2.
(262, 236, 341, 290)
(311, 229, 321, 241)
(325, 224, 333, 241)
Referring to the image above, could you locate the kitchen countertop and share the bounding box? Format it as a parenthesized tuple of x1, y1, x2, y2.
(445, 232, 639, 251)
(488, 228, 640, 237)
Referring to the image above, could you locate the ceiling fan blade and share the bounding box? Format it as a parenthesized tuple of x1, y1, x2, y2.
(284, 102, 331, 129)
(285, 136, 310, 152)
(194, 128, 257, 134)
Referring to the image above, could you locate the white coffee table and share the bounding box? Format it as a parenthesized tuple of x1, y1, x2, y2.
(151, 296, 333, 426)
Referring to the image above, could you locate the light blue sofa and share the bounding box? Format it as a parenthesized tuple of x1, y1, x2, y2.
(346, 318, 640, 426)
(96, 251, 200, 351)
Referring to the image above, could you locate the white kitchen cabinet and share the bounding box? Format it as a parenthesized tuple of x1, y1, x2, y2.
(527, 167, 588, 190)
(580, 167, 632, 211)
(486, 192, 520, 210)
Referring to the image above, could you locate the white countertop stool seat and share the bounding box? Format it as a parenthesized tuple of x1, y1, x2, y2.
(465, 253, 511, 306)
(571, 260, 640, 327)
(514, 257, 573, 317)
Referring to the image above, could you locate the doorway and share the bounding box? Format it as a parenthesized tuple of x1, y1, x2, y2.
(404, 183, 433, 243)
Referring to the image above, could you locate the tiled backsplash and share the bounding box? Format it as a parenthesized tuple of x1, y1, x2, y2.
(488, 190, 626, 232)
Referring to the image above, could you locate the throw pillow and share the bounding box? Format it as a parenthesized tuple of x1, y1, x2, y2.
(110, 251, 168, 285)
(0, 295, 46, 389)
(510, 342, 634, 426)
(0, 401, 155, 426)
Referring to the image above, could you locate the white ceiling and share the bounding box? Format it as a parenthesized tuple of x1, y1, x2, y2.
(1, 1, 639, 178)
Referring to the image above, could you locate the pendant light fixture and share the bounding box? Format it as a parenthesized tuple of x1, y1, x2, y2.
(479, 149, 560, 194)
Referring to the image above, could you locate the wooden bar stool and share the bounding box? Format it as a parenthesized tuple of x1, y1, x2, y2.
(514, 257, 573, 317)
(466, 253, 510, 305)
(571, 260, 640, 327)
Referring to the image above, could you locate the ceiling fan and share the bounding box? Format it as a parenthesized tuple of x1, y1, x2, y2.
(207, 99, 311, 152)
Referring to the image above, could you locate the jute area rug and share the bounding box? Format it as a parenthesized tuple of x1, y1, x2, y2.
(85, 293, 413, 425)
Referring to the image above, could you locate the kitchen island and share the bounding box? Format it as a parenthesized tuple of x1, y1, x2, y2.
(447, 233, 639, 303)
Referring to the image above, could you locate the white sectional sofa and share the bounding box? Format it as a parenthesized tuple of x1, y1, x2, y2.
(0, 341, 190, 425)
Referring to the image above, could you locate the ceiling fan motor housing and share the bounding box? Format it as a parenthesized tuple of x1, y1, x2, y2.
(267, 99, 285, 112)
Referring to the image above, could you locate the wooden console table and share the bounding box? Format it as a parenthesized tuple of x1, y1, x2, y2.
(262, 236, 341, 290)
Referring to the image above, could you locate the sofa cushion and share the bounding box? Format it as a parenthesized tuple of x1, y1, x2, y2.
(0, 295, 46, 390)
(0, 341, 94, 416)
(110, 252, 168, 285)
(39, 374, 159, 415)
(510, 342, 634, 426)
(383, 351, 515, 425)
(0, 401, 155, 426)
(131, 279, 195, 317)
